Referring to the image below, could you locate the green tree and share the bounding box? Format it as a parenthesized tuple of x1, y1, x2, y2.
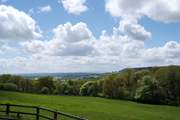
(135, 75, 164, 104)
(103, 74, 128, 99)
(155, 66, 180, 105)
(80, 81, 98, 96)
(37, 76, 55, 93)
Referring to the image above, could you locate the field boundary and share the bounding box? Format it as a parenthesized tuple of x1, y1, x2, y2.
(0, 103, 87, 120)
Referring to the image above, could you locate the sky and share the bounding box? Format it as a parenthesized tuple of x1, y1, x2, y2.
(0, 0, 180, 73)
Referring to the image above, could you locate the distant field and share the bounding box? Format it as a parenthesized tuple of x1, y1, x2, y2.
(0, 91, 180, 120)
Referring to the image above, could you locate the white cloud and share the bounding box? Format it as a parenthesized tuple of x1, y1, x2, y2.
(119, 19, 151, 41)
(59, 0, 88, 15)
(143, 0, 180, 23)
(105, 0, 145, 19)
(0, 2, 180, 73)
(39, 5, 52, 13)
(22, 40, 47, 54)
(22, 20, 180, 71)
(3, 38, 180, 73)
(53, 22, 93, 43)
(48, 22, 95, 56)
(23, 22, 95, 56)
(106, 0, 180, 23)
(22, 21, 148, 62)
(143, 41, 180, 62)
(0, 5, 41, 42)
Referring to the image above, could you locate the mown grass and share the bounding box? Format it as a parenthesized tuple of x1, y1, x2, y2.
(0, 91, 180, 120)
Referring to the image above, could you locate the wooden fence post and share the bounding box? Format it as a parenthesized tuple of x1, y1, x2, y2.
(53, 111, 57, 120)
(6, 104, 10, 116)
(17, 113, 20, 119)
(36, 107, 40, 120)
(0, 104, 86, 120)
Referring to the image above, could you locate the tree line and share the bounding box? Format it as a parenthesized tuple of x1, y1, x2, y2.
(0, 66, 180, 106)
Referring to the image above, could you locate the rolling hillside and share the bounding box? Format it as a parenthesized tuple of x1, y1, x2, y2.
(0, 91, 180, 120)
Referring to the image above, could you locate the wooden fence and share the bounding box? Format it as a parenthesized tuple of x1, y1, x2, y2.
(0, 104, 87, 120)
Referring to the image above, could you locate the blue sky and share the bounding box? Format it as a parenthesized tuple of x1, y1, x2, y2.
(0, 0, 180, 73)
(2, 0, 112, 36)
(3, 0, 180, 47)
(140, 17, 180, 48)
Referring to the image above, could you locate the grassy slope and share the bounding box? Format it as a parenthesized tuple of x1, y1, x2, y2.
(0, 91, 180, 120)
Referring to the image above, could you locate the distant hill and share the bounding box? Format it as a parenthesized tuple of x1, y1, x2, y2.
(18, 72, 101, 79)
(14, 65, 180, 79)
(120, 65, 180, 73)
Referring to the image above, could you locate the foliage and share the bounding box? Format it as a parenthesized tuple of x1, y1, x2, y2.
(54, 80, 85, 95)
(154, 66, 180, 105)
(0, 65, 180, 106)
(0, 83, 18, 91)
(36, 76, 55, 93)
(103, 74, 130, 99)
(80, 81, 99, 96)
(40, 87, 50, 94)
(135, 75, 164, 104)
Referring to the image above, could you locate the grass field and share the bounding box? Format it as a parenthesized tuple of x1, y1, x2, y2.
(0, 91, 180, 120)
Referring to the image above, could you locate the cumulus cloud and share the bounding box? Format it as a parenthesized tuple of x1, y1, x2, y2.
(22, 40, 47, 54)
(22, 20, 180, 69)
(105, 0, 145, 19)
(143, 41, 180, 62)
(0, 5, 41, 42)
(101, 0, 180, 68)
(53, 22, 92, 43)
(48, 22, 95, 56)
(106, 0, 180, 23)
(23, 21, 147, 58)
(143, 0, 180, 23)
(119, 19, 151, 41)
(22, 20, 149, 65)
(23, 22, 95, 56)
(0, 2, 180, 73)
(59, 0, 88, 15)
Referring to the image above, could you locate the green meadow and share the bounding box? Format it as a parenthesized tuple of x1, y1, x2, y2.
(0, 91, 180, 120)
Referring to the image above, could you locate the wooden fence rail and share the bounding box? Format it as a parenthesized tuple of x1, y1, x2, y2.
(0, 104, 87, 120)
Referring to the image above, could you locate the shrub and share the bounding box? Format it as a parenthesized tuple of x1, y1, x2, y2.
(0, 83, 4, 89)
(40, 87, 50, 94)
(2, 83, 18, 91)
